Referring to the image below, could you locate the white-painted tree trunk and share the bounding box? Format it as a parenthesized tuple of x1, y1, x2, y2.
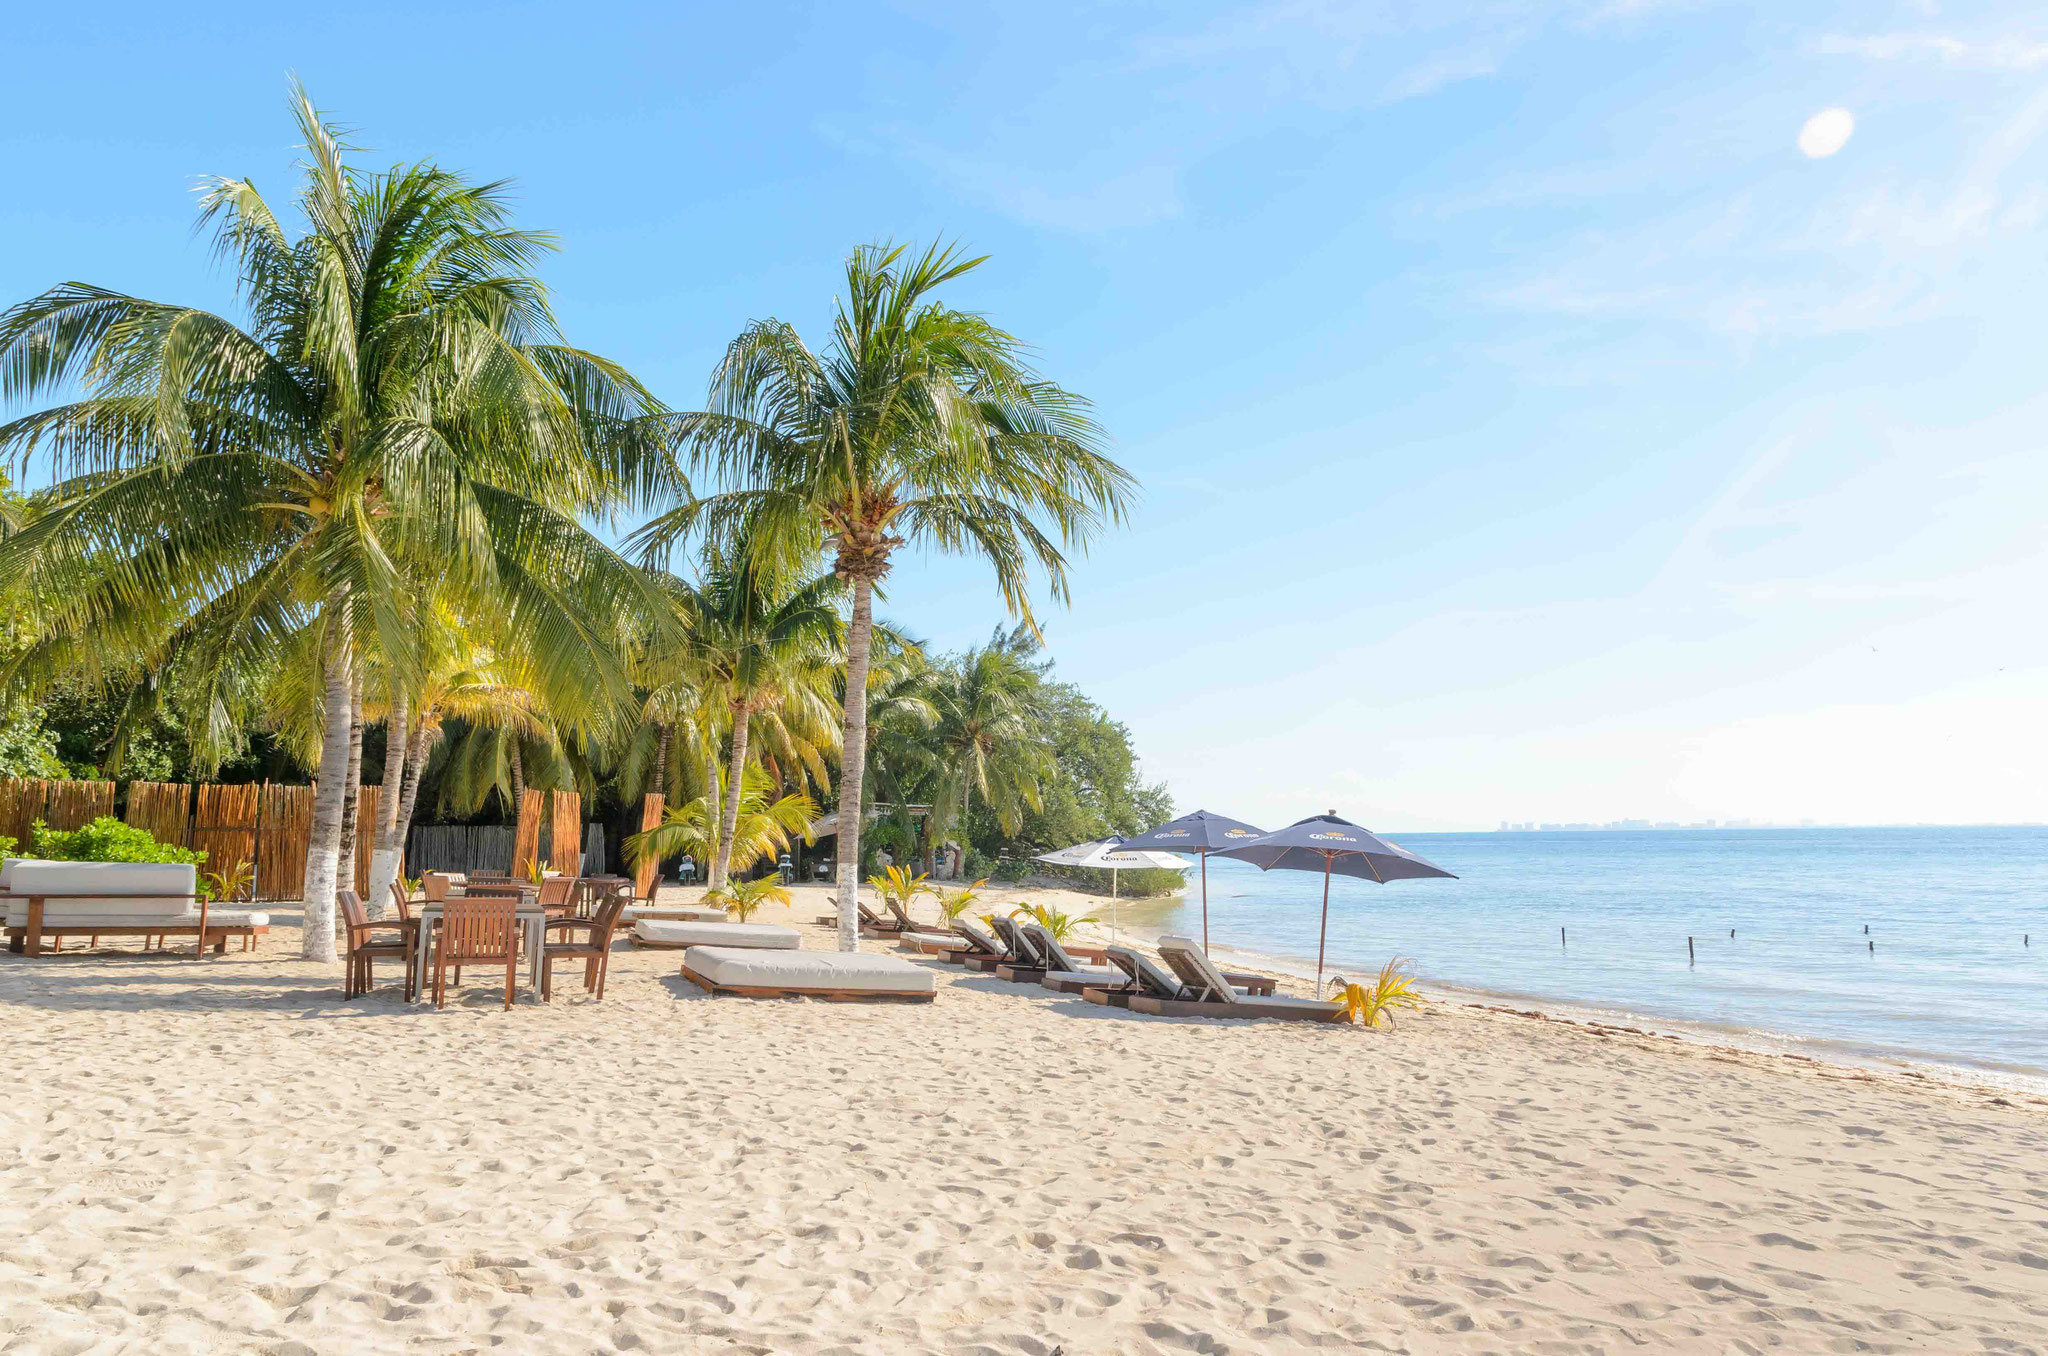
(300, 626, 354, 962)
(709, 703, 752, 889)
(835, 576, 876, 953)
(366, 685, 409, 918)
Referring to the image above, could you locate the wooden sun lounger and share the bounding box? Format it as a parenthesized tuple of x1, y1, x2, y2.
(947, 919, 1007, 968)
(1127, 937, 1345, 1022)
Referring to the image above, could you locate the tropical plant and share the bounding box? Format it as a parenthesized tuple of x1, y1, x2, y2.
(931, 877, 988, 924)
(1329, 959, 1426, 1029)
(1009, 899, 1092, 944)
(865, 863, 932, 913)
(638, 240, 1135, 950)
(711, 874, 792, 923)
(626, 765, 816, 880)
(0, 86, 671, 960)
(199, 858, 255, 904)
(29, 816, 207, 868)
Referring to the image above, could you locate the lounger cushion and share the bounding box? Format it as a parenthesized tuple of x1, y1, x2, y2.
(1158, 935, 1242, 1003)
(635, 919, 799, 949)
(952, 920, 1002, 954)
(4, 862, 198, 925)
(903, 930, 968, 950)
(684, 946, 935, 994)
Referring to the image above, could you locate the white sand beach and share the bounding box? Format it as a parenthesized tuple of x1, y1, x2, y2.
(5, 881, 2046, 1354)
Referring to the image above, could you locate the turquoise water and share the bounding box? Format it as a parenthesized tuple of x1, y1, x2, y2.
(1114, 828, 2048, 1077)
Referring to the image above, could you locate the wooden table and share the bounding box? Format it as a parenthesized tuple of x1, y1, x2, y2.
(408, 899, 549, 1002)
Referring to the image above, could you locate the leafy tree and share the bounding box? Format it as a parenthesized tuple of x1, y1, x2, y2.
(0, 86, 668, 959)
(639, 241, 1134, 949)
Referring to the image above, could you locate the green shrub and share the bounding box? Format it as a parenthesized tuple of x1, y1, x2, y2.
(29, 816, 210, 891)
(961, 845, 993, 880)
(990, 856, 1035, 883)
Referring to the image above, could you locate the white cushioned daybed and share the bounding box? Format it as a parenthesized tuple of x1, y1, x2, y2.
(5, 860, 269, 957)
(621, 904, 730, 925)
(679, 945, 935, 1002)
(631, 919, 800, 950)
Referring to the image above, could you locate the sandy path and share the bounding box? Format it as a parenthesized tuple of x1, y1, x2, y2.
(3, 882, 2043, 1354)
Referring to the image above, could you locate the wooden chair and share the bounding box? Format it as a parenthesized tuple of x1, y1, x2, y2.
(536, 874, 578, 918)
(422, 872, 457, 903)
(340, 888, 413, 1000)
(539, 891, 629, 1001)
(431, 896, 521, 1010)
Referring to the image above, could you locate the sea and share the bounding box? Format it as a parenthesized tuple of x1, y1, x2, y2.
(1101, 827, 2048, 1086)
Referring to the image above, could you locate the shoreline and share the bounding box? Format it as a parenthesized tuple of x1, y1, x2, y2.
(1029, 886, 2048, 1099)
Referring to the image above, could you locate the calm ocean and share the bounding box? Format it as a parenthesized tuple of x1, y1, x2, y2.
(1104, 827, 2048, 1080)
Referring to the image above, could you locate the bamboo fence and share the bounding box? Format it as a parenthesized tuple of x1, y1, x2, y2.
(511, 789, 544, 876)
(123, 781, 193, 847)
(195, 783, 263, 897)
(2, 774, 573, 901)
(549, 789, 581, 874)
(0, 777, 116, 847)
(632, 793, 664, 899)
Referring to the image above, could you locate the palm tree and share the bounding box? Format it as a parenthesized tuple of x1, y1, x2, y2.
(0, 86, 668, 959)
(638, 242, 1134, 949)
(625, 765, 816, 882)
(686, 539, 843, 888)
(923, 624, 1053, 851)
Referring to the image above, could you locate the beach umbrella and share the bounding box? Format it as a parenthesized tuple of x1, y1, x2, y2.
(1214, 811, 1455, 990)
(1033, 837, 1191, 937)
(1114, 809, 1266, 952)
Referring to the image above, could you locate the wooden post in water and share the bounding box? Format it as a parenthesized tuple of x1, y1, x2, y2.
(1688, 935, 1695, 966)
(1560, 926, 1566, 950)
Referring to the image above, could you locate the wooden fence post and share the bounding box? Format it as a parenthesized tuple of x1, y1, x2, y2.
(633, 793, 665, 900)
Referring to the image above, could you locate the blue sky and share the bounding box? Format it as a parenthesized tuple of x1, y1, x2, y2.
(6, 2, 2046, 830)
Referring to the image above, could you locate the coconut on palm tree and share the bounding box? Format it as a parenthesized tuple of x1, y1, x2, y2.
(639, 241, 1134, 950)
(0, 87, 669, 959)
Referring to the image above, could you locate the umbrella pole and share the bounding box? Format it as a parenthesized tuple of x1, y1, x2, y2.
(1200, 852, 1210, 952)
(1316, 855, 1331, 992)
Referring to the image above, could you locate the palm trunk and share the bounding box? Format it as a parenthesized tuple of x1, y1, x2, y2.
(508, 738, 525, 818)
(367, 684, 408, 918)
(835, 575, 877, 952)
(300, 625, 354, 962)
(702, 739, 723, 882)
(393, 723, 434, 856)
(651, 721, 670, 799)
(710, 702, 752, 890)
(336, 678, 365, 896)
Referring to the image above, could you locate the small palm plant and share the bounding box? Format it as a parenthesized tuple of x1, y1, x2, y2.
(1329, 959, 1426, 1029)
(714, 875, 793, 923)
(201, 859, 256, 904)
(1010, 900, 1093, 944)
(932, 877, 989, 925)
(866, 865, 933, 913)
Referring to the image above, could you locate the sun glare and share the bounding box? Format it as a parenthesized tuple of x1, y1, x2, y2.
(1798, 107, 1855, 158)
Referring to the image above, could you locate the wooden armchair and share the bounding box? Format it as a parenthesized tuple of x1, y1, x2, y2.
(340, 888, 412, 999)
(431, 896, 522, 1009)
(540, 891, 628, 1001)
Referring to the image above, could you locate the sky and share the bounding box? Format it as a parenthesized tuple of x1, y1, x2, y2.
(4, 1, 2046, 831)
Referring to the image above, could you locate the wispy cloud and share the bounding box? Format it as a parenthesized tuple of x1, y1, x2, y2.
(1818, 31, 2048, 70)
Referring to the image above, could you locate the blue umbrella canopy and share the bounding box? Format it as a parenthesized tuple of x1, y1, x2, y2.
(1117, 809, 1268, 951)
(1117, 809, 1266, 854)
(1215, 812, 1455, 988)
(1215, 813, 1455, 883)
